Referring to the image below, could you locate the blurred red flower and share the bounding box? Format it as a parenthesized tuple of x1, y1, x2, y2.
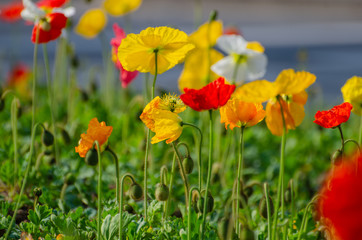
(180, 77, 235, 111)
(110, 23, 138, 88)
(7, 63, 30, 86)
(37, 0, 68, 9)
(0, 2, 23, 22)
(317, 152, 362, 240)
(31, 12, 67, 43)
(313, 102, 353, 128)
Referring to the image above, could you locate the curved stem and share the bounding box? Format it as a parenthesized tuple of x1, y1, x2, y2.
(201, 110, 214, 239)
(272, 96, 287, 240)
(171, 142, 190, 206)
(120, 173, 136, 240)
(95, 141, 102, 240)
(106, 147, 120, 204)
(236, 126, 245, 235)
(160, 165, 168, 185)
(264, 183, 272, 240)
(176, 142, 191, 157)
(344, 139, 362, 153)
(297, 195, 320, 240)
(60, 183, 68, 202)
(43, 44, 59, 164)
(165, 153, 176, 217)
(31, 24, 40, 132)
(4, 123, 42, 240)
(188, 187, 201, 240)
(181, 122, 203, 189)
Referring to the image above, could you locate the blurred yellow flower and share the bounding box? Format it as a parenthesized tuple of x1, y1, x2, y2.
(103, 0, 142, 16)
(75, 9, 107, 39)
(235, 69, 316, 135)
(118, 26, 194, 75)
(140, 94, 184, 144)
(220, 98, 265, 130)
(178, 20, 223, 91)
(341, 76, 362, 115)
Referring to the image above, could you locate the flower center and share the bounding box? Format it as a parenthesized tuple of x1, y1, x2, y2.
(232, 53, 248, 64)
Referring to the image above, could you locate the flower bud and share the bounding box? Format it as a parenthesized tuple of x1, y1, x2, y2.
(123, 204, 135, 214)
(192, 191, 200, 213)
(259, 195, 274, 219)
(197, 191, 214, 214)
(155, 183, 169, 201)
(182, 156, 194, 174)
(331, 149, 343, 166)
(85, 148, 98, 166)
(65, 173, 76, 185)
(129, 183, 143, 201)
(42, 130, 54, 146)
(33, 187, 42, 197)
(209, 10, 218, 21)
(61, 128, 71, 145)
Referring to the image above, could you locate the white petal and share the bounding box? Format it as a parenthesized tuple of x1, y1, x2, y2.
(20, 9, 36, 22)
(53, 6, 76, 17)
(211, 56, 237, 81)
(216, 35, 247, 55)
(22, 0, 45, 18)
(245, 52, 268, 81)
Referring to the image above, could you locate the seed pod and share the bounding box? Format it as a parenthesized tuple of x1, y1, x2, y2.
(182, 156, 194, 174)
(40, 21, 51, 31)
(331, 149, 343, 166)
(33, 187, 42, 197)
(197, 191, 214, 214)
(155, 183, 169, 201)
(42, 130, 54, 146)
(123, 204, 135, 214)
(61, 128, 71, 145)
(65, 173, 76, 185)
(129, 183, 143, 201)
(85, 148, 98, 166)
(259, 195, 274, 219)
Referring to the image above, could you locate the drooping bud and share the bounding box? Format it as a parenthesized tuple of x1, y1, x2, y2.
(259, 195, 274, 219)
(192, 190, 200, 213)
(331, 149, 343, 166)
(42, 130, 54, 146)
(182, 156, 194, 174)
(209, 10, 218, 22)
(33, 187, 42, 197)
(61, 128, 71, 145)
(64, 173, 76, 185)
(85, 148, 98, 166)
(197, 191, 214, 214)
(123, 204, 135, 214)
(155, 183, 169, 201)
(129, 183, 143, 201)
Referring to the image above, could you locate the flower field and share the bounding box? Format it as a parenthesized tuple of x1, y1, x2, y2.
(1, 0, 362, 240)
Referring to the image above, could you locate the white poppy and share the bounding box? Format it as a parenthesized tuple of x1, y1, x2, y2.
(211, 34, 267, 83)
(21, 0, 75, 22)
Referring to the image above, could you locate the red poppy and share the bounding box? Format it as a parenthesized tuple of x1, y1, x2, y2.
(313, 102, 353, 128)
(0, 2, 23, 22)
(7, 63, 30, 86)
(180, 77, 236, 111)
(31, 12, 67, 44)
(317, 152, 362, 240)
(223, 26, 242, 36)
(37, 0, 68, 9)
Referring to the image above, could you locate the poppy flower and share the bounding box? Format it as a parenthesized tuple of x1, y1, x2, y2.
(111, 23, 138, 88)
(211, 34, 267, 83)
(341, 76, 362, 115)
(103, 0, 142, 16)
(118, 26, 195, 75)
(178, 20, 223, 91)
(317, 152, 362, 240)
(75, 8, 107, 39)
(37, 0, 67, 9)
(140, 94, 185, 144)
(75, 118, 113, 158)
(180, 77, 236, 112)
(7, 63, 30, 86)
(0, 2, 23, 22)
(220, 98, 265, 130)
(31, 12, 67, 43)
(314, 102, 353, 128)
(235, 69, 316, 135)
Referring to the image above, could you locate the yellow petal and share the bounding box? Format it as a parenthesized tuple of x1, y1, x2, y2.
(288, 101, 305, 127)
(292, 90, 308, 105)
(233, 80, 278, 103)
(75, 9, 107, 39)
(103, 0, 142, 16)
(151, 110, 182, 144)
(341, 76, 362, 115)
(274, 69, 316, 95)
(246, 41, 264, 53)
(189, 20, 223, 48)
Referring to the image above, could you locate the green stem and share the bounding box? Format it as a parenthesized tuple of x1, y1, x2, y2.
(188, 187, 201, 240)
(177, 142, 191, 157)
(201, 110, 214, 239)
(359, 115, 362, 146)
(181, 122, 203, 189)
(236, 126, 245, 235)
(120, 173, 136, 240)
(171, 142, 190, 206)
(344, 139, 362, 152)
(43, 44, 59, 164)
(165, 153, 176, 217)
(4, 123, 42, 240)
(33, 196, 38, 210)
(106, 147, 120, 204)
(297, 195, 320, 240)
(95, 141, 102, 240)
(290, 179, 295, 220)
(60, 183, 68, 202)
(337, 125, 345, 154)
(31, 24, 40, 132)
(231, 57, 242, 85)
(272, 96, 287, 240)
(11, 98, 19, 189)
(264, 183, 272, 240)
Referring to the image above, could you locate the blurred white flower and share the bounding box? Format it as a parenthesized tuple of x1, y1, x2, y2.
(21, 0, 75, 22)
(211, 34, 267, 84)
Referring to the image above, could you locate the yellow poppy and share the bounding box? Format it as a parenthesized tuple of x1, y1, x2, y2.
(75, 118, 113, 157)
(220, 98, 265, 130)
(118, 26, 194, 75)
(75, 9, 107, 39)
(178, 21, 223, 91)
(103, 0, 142, 16)
(140, 94, 185, 144)
(234, 69, 316, 135)
(341, 76, 362, 115)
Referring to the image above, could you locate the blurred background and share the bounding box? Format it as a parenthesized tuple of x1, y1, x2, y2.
(1, 0, 362, 103)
